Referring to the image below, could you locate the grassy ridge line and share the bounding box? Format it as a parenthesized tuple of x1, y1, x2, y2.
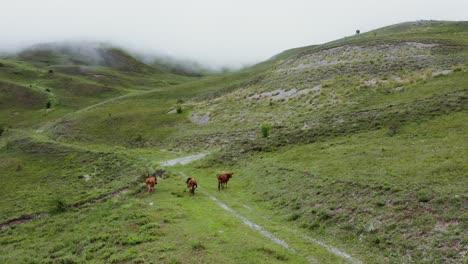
(296, 21, 468, 60)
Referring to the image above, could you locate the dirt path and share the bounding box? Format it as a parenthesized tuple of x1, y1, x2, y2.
(166, 157, 362, 264)
(230, 198, 363, 264)
(159, 153, 209, 166)
(35, 85, 174, 132)
(0, 153, 203, 231)
(2, 151, 362, 263)
(0, 152, 205, 230)
(0, 183, 134, 231)
(177, 171, 362, 263)
(208, 194, 291, 249)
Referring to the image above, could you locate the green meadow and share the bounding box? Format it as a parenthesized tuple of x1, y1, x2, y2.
(0, 21, 467, 263)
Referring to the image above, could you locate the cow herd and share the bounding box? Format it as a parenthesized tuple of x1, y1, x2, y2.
(145, 172, 234, 195)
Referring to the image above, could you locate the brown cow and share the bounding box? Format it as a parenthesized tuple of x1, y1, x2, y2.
(217, 173, 233, 190)
(145, 175, 157, 193)
(186, 177, 198, 195)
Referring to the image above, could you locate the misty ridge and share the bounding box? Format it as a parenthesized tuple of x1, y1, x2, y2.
(0, 41, 242, 76)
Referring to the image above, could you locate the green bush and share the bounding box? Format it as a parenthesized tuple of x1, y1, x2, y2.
(176, 105, 182, 114)
(317, 210, 332, 221)
(123, 234, 144, 245)
(286, 212, 301, 221)
(261, 123, 271, 138)
(191, 241, 206, 251)
(387, 121, 401, 136)
(50, 196, 67, 213)
(417, 190, 432, 202)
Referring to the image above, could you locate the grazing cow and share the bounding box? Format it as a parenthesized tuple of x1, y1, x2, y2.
(186, 177, 198, 195)
(145, 175, 157, 193)
(217, 173, 233, 190)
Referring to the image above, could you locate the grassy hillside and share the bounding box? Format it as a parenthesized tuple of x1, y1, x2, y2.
(0, 20, 467, 263)
(48, 21, 467, 152)
(187, 112, 467, 263)
(0, 44, 196, 129)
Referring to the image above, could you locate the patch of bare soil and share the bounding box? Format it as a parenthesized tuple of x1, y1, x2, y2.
(190, 112, 210, 125)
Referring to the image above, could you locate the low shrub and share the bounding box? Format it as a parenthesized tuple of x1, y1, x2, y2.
(261, 123, 271, 138)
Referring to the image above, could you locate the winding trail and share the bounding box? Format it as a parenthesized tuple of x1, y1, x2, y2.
(37, 89, 155, 132)
(0, 183, 135, 231)
(164, 155, 363, 264)
(1, 151, 363, 263)
(159, 153, 209, 166)
(208, 195, 291, 250)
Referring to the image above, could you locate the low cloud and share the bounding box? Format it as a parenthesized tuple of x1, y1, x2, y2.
(1, 0, 466, 69)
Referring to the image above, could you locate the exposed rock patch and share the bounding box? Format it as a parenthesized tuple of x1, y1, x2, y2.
(248, 85, 320, 101)
(278, 42, 440, 73)
(431, 69, 453, 77)
(190, 112, 210, 125)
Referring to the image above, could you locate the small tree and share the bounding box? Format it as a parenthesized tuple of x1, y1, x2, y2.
(261, 123, 271, 138)
(176, 105, 182, 114)
(356, 29, 360, 34)
(46, 101, 52, 109)
(50, 196, 67, 213)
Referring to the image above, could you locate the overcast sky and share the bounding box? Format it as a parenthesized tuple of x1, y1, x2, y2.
(1, 0, 467, 68)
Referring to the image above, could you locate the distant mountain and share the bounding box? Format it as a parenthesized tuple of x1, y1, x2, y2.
(17, 42, 156, 74)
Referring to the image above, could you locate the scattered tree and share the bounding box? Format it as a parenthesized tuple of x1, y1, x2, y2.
(46, 101, 52, 109)
(176, 105, 182, 114)
(356, 29, 360, 34)
(50, 196, 67, 213)
(261, 123, 271, 138)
